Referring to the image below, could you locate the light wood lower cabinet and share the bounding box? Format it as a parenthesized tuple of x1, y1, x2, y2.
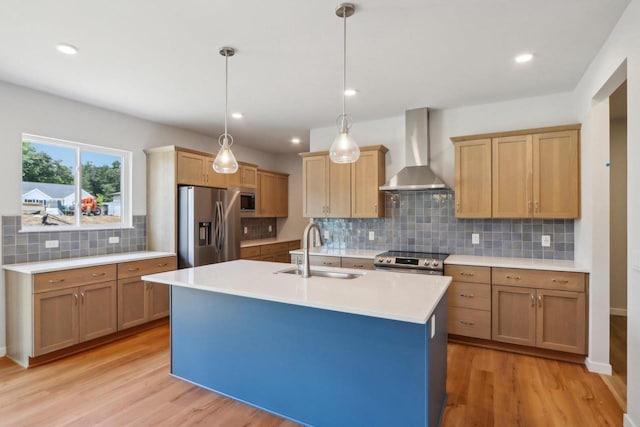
(445, 265, 492, 340)
(239, 240, 301, 263)
(536, 288, 586, 354)
(289, 254, 375, 270)
(492, 285, 536, 346)
(34, 281, 117, 357)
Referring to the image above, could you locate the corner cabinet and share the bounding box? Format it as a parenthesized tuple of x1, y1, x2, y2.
(301, 145, 388, 219)
(451, 125, 580, 219)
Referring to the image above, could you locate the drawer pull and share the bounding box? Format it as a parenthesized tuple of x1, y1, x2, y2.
(459, 272, 474, 276)
(127, 267, 140, 272)
(352, 264, 364, 268)
(552, 279, 569, 283)
(74, 292, 78, 305)
(90, 273, 106, 277)
(459, 320, 475, 326)
(157, 263, 168, 267)
(47, 279, 65, 284)
(459, 293, 475, 298)
(505, 275, 521, 280)
(531, 294, 535, 307)
(322, 262, 334, 266)
(538, 295, 542, 308)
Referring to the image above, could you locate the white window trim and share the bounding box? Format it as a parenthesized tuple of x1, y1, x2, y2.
(20, 133, 133, 232)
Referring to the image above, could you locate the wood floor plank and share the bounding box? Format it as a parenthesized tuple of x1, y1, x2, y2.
(0, 325, 622, 426)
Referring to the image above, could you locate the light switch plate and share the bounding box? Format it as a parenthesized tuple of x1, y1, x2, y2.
(472, 233, 480, 245)
(243, 227, 248, 234)
(368, 231, 375, 241)
(323, 230, 330, 239)
(542, 235, 551, 247)
(45, 240, 59, 249)
(268, 225, 272, 232)
(108, 236, 119, 244)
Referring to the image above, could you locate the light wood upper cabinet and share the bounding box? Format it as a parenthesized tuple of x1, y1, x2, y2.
(177, 151, 207, 186)
(351, 148, 386, 218)
(492, 135, 533, 218)
(452, 125, 580, 219)
(301, 145, 387, 218)
(454, 139, 492, 218)
(227, 164, 258, 189)
(533, 131, 580, 218)
(257, 170, 289, 218)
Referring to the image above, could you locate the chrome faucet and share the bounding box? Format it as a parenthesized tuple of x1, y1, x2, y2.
(302, 223, 323, 278)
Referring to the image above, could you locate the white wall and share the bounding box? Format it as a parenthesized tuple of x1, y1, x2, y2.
(276, 153, 309, 241)
(0, 80, 285, 357)
(571, 0, 640, 421)
(610, 118, 628, 314)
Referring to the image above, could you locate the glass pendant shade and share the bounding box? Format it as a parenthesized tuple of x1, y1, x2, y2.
(213, 137, 238, 174)
(329, 130, 360, 163)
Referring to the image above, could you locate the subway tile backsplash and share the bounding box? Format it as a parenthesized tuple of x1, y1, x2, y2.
(314, 190, 574, 260)
(2, 215, 147, 265)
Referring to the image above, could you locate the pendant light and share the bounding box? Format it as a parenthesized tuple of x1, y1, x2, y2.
(213, 47, 239, 174)
(329, 3, 360, 164)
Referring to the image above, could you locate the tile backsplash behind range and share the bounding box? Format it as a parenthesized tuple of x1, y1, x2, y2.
(314, 190, 574, 260)
(2, 215, 147, 265)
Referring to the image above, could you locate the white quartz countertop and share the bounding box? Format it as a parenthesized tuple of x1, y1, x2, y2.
(241, 237, 300, 248)
(2, 251, 176, 274)
(444, 254, 590, 273)
(142, 259, 450, 324)
(288, 248, 380, 259)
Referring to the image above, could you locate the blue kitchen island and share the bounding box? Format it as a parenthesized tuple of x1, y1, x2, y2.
(143, 260, 450, 427)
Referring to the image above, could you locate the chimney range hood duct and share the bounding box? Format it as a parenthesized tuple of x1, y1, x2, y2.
(379, 108, 448, 191)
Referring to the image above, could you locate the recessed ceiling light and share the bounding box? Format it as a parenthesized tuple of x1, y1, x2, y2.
(515, 53, 534, 63)
(56, 43, 78, 55)
(344, 88, 358, 96)
(291, 138, 301, 144)
(231, 112, 243, 119)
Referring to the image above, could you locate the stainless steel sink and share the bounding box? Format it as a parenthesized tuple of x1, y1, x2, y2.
(276, 267, 363, 280)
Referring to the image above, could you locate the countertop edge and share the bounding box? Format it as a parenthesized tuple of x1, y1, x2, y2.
(444, 255, 590, 273)
(3, 251, 177, 274)
(241, 237, 301, 248)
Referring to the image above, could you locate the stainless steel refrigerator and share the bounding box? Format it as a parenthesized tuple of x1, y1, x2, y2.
(178, 186, 241, 268)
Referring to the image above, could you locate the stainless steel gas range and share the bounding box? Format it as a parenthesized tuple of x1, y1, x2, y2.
(374, 251, 448, 275)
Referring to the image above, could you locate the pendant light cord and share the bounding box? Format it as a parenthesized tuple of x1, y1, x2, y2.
(342, 6, 347, 119)
(224, 51, 229, 140)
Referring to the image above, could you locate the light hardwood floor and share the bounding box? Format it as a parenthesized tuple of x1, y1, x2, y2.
(601, 315, 627, 411)
(0, 325, 622, 426)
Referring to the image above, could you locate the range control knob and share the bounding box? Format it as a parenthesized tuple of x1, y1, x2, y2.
(423, 260, 430, 266)
(376, 257, 384, 263)
(432, 261, 440, 267)
(386, 257, 392, 263)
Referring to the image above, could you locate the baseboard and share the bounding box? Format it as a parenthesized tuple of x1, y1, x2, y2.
(611, 308, 628, 316)
(585, 357, 612, 375)
(0, 346, 6, 357)
(624, 413, 637, 427)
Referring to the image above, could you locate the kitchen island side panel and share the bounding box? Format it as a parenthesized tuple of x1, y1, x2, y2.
(170, 286, 446, 427)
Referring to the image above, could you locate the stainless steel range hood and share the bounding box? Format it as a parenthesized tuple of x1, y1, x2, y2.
(379, 108, 448, 191)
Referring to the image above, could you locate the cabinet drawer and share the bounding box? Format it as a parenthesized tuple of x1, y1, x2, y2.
(309, 255, 341, 267)
(287, 240, 301, 250)
(341, 257, 375, 270)
(492, 268, 585, 292)
(34, 265, 117, 293)
(260, 242, 289, 256)
(117, 256, 177, 279)
(448, 307, 491, 340)
(240, 246, 260, 259)
(444, 265, 491, 284)
(448, 282, 491, 310)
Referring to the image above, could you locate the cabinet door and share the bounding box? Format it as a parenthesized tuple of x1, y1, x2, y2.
(259, 172, 277, 217)
(78, 281, 117, 342)
(226, 168, 242, 188)
(328, 161, 351, 217)
(33, 288, 78, 356)
(532, 130, 580, 218)
(118, 277, 148, 330)
(275, 174, 288, 218)
(177, 152, 206, 186)
(206, 157, 228, 189)
(351, 150, 383, 218)
(454, 139, 492, 218)
(536, 289, 586, 354)
(492, 135, 532, 218)
(274, 253, 291, 263)
(241, 165, 258, 188)
(492, 285, 536, 346)
(147, 282, 170, 321)
(302, 155, 328, 217)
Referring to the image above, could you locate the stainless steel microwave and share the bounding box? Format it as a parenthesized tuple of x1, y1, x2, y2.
(239, 189, 256, 216)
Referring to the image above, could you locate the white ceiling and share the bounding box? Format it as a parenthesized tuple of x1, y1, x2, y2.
(0, 0, 630, 153)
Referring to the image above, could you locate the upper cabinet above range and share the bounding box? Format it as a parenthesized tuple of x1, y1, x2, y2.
(300, 145, 388, 219)
(452, 124, 581, 219)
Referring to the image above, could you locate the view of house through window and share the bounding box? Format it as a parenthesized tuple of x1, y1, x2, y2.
(21, 135, 130, 229)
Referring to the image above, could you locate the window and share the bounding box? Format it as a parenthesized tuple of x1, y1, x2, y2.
(21, 133, 132, 231)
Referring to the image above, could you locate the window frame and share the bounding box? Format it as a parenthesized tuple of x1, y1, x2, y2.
(20, 133, 133, 232)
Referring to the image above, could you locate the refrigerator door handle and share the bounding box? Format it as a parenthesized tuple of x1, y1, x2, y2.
(218, 201, 225, 253)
